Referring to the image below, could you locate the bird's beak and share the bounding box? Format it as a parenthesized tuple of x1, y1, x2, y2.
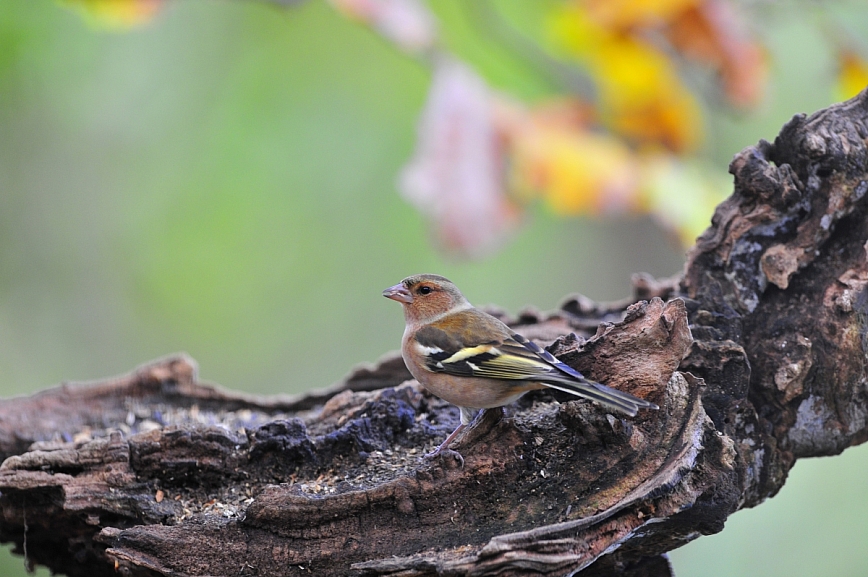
(383, 283, 413, 304)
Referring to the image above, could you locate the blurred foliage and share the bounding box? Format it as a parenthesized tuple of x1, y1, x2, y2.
(0, 1, 867, 576)
(58, 0, 868, 251)
(329, 0, 861, 250)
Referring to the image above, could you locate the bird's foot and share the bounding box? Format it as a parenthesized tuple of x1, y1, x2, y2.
(422, 446, 464, 468)
(420, 408, 505, 466)
(422, 423, 467, 466)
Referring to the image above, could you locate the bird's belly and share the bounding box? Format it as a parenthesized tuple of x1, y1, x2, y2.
(417, 372, 540, 409)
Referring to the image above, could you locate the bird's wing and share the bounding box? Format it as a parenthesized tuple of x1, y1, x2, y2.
(413, 310, 657, 415)
(413, 309, 552, 379)
(416, 331, 558, 380)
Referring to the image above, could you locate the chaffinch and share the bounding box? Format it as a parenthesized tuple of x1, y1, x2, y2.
(383, 273, 658, 457)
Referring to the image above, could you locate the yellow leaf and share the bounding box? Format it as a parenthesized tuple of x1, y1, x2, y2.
(593, 35, 703, 153)
(58, 0, 163, 29)
(837, 50, 868, 101)
(507, 104, 640, 215)
(550, 4, 703, 153)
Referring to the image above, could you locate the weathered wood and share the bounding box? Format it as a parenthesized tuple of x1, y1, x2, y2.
(1, 90, 868, 576)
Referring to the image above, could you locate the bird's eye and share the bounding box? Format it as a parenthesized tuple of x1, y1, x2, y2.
(418, 286, 433, 295)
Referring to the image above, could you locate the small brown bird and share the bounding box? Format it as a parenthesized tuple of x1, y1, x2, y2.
(383, 274, 658, 457)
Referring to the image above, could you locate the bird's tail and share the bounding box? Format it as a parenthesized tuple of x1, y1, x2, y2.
(505, 332, 659, 416)
(538, 374, 658, 417)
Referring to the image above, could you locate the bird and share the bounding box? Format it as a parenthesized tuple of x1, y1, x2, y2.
(383, 273, 658, 458)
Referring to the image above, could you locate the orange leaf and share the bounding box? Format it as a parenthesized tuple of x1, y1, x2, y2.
(664, 1, 766, 108)
(581, 0, 698, 30)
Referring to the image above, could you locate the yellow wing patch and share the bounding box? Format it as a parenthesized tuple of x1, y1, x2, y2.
(441, 345, 499, 365)
(467, 351, 554, 380)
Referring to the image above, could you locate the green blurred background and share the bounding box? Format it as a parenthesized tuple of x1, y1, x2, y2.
(1, 1, 867, 576)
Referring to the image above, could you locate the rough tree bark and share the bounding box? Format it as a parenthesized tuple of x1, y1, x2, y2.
(2, 91, 868, 577)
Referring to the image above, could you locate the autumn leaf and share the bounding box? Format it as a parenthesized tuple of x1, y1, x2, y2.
(581, 0, 697, 30)
(836, 49, 868, 101)
(505, 100, 640, 215)
(57, 0, 163, 29)
(551, 3, 704, 153)
(663, 1, 766, 108)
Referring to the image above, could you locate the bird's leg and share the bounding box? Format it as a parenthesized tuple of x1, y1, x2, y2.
(423, 423, 466, 459)
(423, 406, 477, 461)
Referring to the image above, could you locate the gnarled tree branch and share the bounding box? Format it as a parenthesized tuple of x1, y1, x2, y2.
(2, 90, 868, 576)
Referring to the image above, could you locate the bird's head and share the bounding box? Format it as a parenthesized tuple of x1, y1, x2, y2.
(382, 274, 470, 326)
